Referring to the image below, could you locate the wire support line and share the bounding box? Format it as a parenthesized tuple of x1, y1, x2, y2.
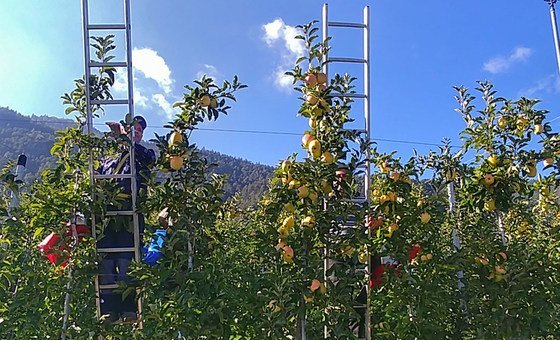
(0, 117, 462, 148)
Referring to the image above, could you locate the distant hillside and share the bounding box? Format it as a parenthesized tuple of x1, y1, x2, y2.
(0, 106, 273, 207)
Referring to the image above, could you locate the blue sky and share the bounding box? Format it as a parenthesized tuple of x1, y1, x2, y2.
(1, 1, 559, 166)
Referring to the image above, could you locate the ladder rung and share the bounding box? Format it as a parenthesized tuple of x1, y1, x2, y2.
(99, 283, 119, 290)
(330, 93, 367, 99)
(353, 304, 367, 309)
(95, 173, 133, 179)
(328, 21, 367, 29)
(106, 210, 135, 216)
(329, 57, 366, 64)
(97, 247, 136, 253)
(349, 198, 368, 204)
(91, 99, 129, 105)
(88, 24, 126, 30)
(89, 61, 128, 68)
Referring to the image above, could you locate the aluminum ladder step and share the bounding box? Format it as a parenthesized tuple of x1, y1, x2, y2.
(328, 57, 366, 63)
(106, 210, 135, 216)
(88, 24, 126, 30)
(94, 173, 133, 180)
(330, 93, 367, 99)
(97, 247, 136, 253)
(328, 21, 366, 29)
(90, 99, 129, 105)
(89, 61, 128, 68)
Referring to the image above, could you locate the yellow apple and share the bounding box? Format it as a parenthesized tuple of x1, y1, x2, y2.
(484, 199, 496, 211)
(312, 106, 324, 117)
(308, 191, 318, 203)
(487, 155, 499, 167)
(284, 202, 295, 213)
(426, 253, 433, 260)
(516, 116, 529, 130)
(420, 212, 431, 224)
(305, 73, 318, 87)
(277, 226, 289, 238)
(483, 174, 495, 186)
(301, 216, 315, 228)
(282, 252, 293, 264)
(495, 265, 506, 275)
(283, 245, 294, 258)
(358, 252, 368, 264)
(526, 162, 537, 177)
(321, 151, 334, 164)
(169, 131, 183, 146)
(321, 180, 333, 194)
(309, 118, 317, 129)
(389, 171, 400, 181)
(209, 97, 218, 109)
(281, 160, 292, 172)
(199, 94, 211, 107)
(302, 133, 315, 148)
(298, 185, 309, 198)
(288, 179, 300, 189)
(379, 161, 390, 174)
(420, 255, 427, 262)
(497, 116, 508, 129)
(169, 156, 184, 170)
(316, 72, 327, 84)
(534, 124, 544, 135)
(319, 283, 327, 294)
(306, 93, 319, 105)
(282, 216, 294, 230)
(308, 139, 322, 159)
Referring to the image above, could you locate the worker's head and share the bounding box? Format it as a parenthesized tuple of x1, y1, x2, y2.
(133, 115, 147, 143)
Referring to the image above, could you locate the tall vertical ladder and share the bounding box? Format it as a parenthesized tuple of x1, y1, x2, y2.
(322, 4, 371, 340)
(81, 0, 143, 325)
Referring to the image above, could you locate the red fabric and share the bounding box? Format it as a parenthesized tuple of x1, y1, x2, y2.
(408, 244, 421, 263)
(38, 232, 68, 267)
(370, 264, 386, 288)
(38, 224, 91, 267)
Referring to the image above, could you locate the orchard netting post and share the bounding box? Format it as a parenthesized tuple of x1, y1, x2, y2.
(8, 154, 26, 214)
(545, 0, 560, 75)
(61, 172, 81, 340)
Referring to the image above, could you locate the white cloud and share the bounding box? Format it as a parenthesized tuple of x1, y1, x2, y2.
(152, 93, 176, 119)
(483, 46, 533, 74)
(518, 74, 560, 98)
(132, 48, 173, 93)
(196, 64, 222, 82)
(134, 89, 149, 108)
(112, 70, 148, 108)
(274, 68, 294, 90)
(262, 18, 305, 90)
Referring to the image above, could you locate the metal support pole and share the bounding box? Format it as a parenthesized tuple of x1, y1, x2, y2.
(322, 4, 329, 76)
(321, 5, 328, 339)
(546, 0, 560, 75)
(448, 182, 464, 289)
(8, 154, 26, 213)
(363, 7, 371, 339)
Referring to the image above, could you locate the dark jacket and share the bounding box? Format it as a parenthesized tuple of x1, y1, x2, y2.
(98, 143, 156, 194)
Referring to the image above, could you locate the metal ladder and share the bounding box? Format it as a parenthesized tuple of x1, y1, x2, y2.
(322, 4, 371, 339)
(81, 0, 143, 325)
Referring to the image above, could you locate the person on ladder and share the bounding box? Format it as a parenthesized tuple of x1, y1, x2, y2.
(97, 115, 156, 322)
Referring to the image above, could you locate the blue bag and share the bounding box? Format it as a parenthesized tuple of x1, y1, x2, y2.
(142, 229, 167, 266)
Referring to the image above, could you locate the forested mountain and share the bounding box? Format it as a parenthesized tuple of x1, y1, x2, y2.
(0, 106, 273, 207)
